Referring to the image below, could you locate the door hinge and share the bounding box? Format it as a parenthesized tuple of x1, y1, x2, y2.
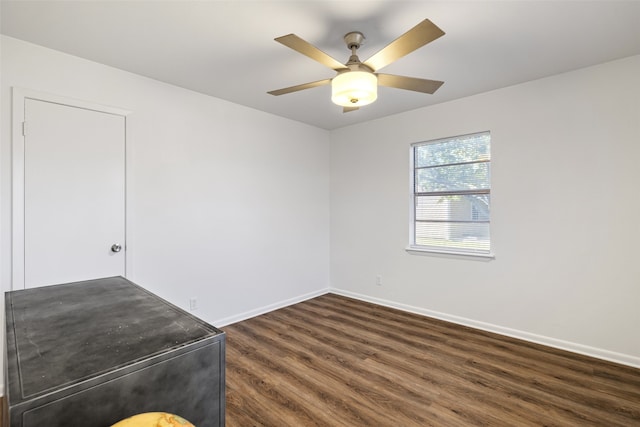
(22, 121, 27, 136)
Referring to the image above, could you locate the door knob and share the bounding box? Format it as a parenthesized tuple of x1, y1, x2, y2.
(111, 244, 122, 253)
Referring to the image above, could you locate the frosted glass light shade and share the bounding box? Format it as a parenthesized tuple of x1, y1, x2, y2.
(331, 71, 378, 107)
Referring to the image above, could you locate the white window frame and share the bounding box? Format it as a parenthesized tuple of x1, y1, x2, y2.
(407, 131, 494, 259)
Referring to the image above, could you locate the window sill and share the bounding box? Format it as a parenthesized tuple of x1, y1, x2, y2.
(405, 246, 495, 261)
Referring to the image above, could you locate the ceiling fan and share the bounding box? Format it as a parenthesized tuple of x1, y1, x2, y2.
(268, 19, 445, 112)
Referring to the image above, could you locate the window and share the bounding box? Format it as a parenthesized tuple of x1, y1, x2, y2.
(409, 132, 491, 256)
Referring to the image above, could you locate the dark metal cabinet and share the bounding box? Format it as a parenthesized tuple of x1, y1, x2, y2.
(4, 276, 225, 427)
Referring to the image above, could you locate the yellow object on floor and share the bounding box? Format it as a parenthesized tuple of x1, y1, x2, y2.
(111, 412, 194, 427)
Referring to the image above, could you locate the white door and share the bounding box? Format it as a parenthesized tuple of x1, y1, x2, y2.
(22, 98, 126, 288)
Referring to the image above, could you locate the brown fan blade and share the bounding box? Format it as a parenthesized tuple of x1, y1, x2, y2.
(376, 74, 444, 94)
(275, 34, 347, 71)
(343, 106, 359, 113)
(364, 19, 445, 72)
(268, 79, 332, 96)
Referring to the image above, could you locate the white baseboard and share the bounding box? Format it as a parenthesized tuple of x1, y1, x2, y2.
(331, 288, 640, 369)
(214, 287, 330, 327)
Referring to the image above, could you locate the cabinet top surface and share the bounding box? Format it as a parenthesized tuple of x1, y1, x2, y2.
(5, 276, 223, 400)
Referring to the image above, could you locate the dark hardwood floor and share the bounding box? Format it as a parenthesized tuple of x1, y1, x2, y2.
(224, 293, 640, 426)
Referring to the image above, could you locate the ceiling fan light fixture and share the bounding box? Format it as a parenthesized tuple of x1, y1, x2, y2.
(331, 71, 377, 107)
(270, 20, 445, 111)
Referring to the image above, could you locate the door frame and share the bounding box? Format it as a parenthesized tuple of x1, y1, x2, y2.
(12, 87, 133, 290)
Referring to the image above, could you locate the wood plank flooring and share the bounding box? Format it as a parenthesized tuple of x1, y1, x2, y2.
(224, 293, 640, 426)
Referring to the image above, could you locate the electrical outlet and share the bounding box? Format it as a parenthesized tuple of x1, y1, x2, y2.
(376, 275, 382, 286)
(189, 298, 198, 311)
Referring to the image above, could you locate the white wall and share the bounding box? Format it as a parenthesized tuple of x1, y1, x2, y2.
(0, 36, 331, 379)
(330, 55, 640, 367)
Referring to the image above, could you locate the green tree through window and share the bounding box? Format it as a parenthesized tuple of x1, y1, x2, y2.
(411, 132, 491, 254)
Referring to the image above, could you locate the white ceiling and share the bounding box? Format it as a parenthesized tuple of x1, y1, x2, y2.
(2, 1, 640, 130)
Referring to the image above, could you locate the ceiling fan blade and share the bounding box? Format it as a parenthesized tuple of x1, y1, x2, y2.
(377, 74, 444, 94)
(275, 34, 347, 71)
(343, 106, 359, 113)
(364, 19, 445, 72)
(268, 79, 332, 96)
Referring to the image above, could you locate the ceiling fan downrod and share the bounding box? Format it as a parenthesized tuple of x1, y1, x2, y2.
(343, 32, 367, 67)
